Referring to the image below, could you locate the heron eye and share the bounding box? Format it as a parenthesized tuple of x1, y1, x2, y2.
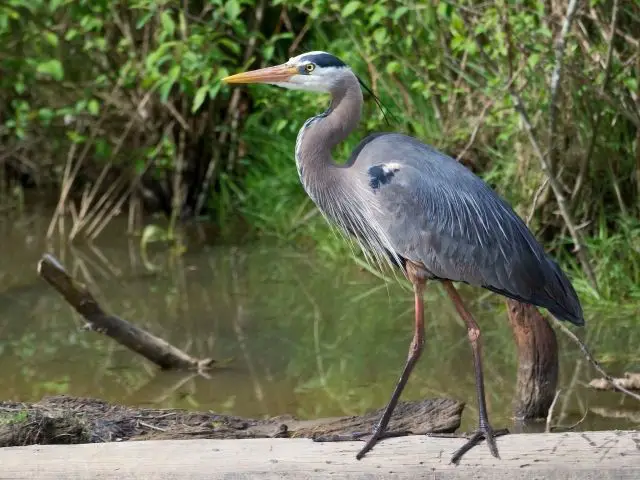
(305, 63, 315, 73)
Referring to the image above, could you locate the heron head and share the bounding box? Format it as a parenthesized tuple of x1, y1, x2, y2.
(222, 51, 351, 93)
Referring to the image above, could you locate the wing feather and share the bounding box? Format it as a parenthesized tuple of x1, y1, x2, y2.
(353, 133, 583, 324)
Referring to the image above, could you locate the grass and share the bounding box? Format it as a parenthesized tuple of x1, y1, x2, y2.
(0, 410, 28, 425)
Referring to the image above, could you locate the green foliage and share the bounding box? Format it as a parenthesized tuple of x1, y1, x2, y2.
(233, 0, 639, 307)
(0, 0, 283, 221)
(1, 1, 638, 305)
(0, 410, 28, 425)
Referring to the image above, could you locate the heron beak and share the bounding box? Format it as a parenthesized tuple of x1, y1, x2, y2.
(222, 64, 298, 84)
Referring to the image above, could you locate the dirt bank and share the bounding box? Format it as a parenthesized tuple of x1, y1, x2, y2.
(0, 395, 463, 447)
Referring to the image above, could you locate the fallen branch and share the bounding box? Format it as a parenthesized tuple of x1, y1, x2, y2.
(37, 254, 214, 371)
(589, 372, 640, 392)
(545, 390, 561, 433)
(552, 319, 640, 402)
(0, 395, 463, 447)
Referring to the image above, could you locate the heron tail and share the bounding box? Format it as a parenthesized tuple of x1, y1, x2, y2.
(542, 258, 585, 326)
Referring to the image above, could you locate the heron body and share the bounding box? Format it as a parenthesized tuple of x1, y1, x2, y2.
(223, 51, 584, 463)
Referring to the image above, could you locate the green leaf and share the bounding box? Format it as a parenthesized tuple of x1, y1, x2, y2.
(160, 11, 175, 37)
(623, 76, 638, 92)
(36, 59, 64, 81)
(38, 108, 55, 125)
(527, 53, 540, 69)
(385, 61, 400, 75)
(372, 28, 387, 45)
(392, 6, 409, 22)
(341, 1, 360, 18)
(262, 44, 275, 61)
(192, 85, 208, 113)
(64, 28, 78, 41)
(136, 9, 155, 29)
(208, 83, 221, 100)
(159, 65, 181, 102)
(451, 13, 464, 33)
(226, 0, 241, 19)
(44, 32, 58, 47)
(87, 99, 100, 116)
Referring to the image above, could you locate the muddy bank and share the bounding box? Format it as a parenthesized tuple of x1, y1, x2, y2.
(0, 395, 463, 447)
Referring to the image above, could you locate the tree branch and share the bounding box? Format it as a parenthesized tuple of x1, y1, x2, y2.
(502, 0, 598, 291)
(548, 0, 580, 174)
(37, 254, 214, 371)
(572, 0, 620, 201)
(511, 93, 598, 291)
(552, 318, 640, 403)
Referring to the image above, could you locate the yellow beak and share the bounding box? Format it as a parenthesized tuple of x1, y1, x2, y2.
(222, 64, 299, 84)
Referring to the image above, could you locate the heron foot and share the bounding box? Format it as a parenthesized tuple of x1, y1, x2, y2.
(449, 425, 509, 465)
(312, 429, 410, 444)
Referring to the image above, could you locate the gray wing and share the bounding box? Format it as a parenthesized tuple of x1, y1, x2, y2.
(354, 133, 583, 325)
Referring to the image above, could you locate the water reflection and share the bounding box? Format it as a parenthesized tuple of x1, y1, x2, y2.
(0, 207, 638, 433)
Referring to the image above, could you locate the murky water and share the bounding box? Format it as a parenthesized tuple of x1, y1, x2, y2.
(1, 205, 638, 433)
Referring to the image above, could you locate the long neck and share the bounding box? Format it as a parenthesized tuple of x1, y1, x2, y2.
(294, 74, 363, 201)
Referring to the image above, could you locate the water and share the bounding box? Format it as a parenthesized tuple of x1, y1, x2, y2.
(0, 206, 638, 433)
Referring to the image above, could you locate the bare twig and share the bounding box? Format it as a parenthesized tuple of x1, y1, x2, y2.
(547, 0, 580, 174)
(526, 177, 549, 226)
(455, 99, 494, 162)
(289, 21, 312, 56)
(138, 421, 167, 432)
(501, 2, 597, 290)
(551, 318, 640, 403)
(511, 94, 598, 291)
(572, 0, 620, 201)
(554, 404, 590, 432)
(46, 142, 79, 239)
(545, 390, 561, 433)
(194, 0, 266, 216)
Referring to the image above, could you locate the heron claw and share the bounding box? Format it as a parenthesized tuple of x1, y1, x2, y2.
(450, 425, 508, 465)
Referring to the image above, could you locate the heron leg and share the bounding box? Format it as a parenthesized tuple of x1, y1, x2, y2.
(355, 277, 426, 460)
(441, 280, 508, 464)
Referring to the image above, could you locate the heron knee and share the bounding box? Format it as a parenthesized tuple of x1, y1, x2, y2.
(408, 332, 425, 360)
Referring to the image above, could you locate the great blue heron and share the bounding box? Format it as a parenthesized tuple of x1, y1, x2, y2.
(223, 51, 584, 463)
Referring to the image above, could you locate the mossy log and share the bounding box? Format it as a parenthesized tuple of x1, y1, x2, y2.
(0, 395, 463, 448)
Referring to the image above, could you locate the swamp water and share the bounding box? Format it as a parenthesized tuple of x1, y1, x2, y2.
(0, 206, 638, 433)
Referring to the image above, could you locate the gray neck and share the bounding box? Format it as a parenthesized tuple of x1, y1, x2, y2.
(294, 73, 363, 201)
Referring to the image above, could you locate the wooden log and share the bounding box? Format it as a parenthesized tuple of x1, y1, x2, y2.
(589, 372, 640, 391)
(506, 299, 559, 420)
(37, 254, 214, 371)
(0, 395, 463, 447)
(0, 431, 638, 479)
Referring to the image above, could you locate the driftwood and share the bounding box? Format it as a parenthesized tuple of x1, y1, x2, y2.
(506, 299, 559, 420)
(0, 395, 463, 447)
(37, 254, 213, 371)
(589, 372, 640, 391)
(1, 431, 639, 479)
